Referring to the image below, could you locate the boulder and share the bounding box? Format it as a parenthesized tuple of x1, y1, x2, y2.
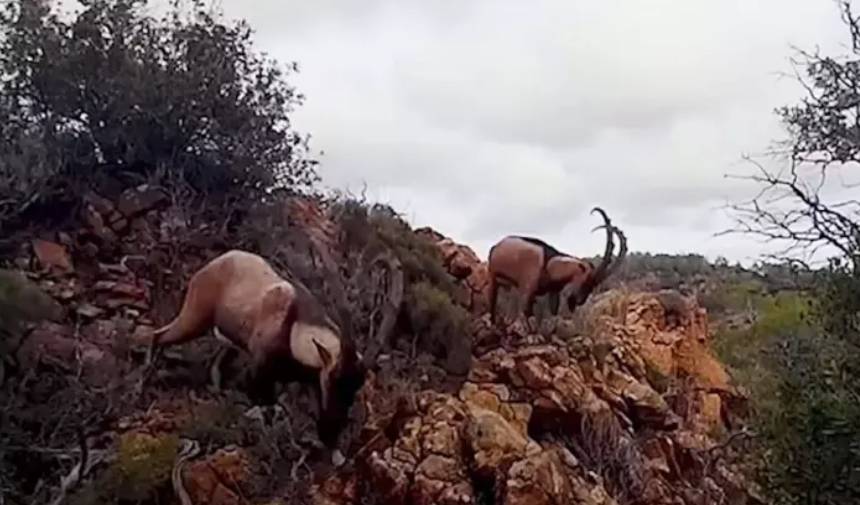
(16, 322, 121, 386)
(32, 239, 73, 273)
(182, 447, 252, 505)
(0, 268, 64, 325)
(117, 184, 168, 217)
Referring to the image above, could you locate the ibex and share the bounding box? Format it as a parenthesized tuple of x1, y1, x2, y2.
(147, 249, 398, 464)
(487, 207, 627, 324)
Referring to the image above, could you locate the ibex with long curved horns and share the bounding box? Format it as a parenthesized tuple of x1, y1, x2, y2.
(487, 207, 627, 324)
(147, 248, 401, 464)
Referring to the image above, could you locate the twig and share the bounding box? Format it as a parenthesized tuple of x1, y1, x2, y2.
(46, 434, 105, 505)
(276, 401, 312, 480)
(172, 439, 201, 505)
(75, 426, 88, 489)
(350, 430, 386, 462)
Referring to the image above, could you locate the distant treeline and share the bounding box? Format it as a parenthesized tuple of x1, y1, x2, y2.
(585, 251, 815, 295)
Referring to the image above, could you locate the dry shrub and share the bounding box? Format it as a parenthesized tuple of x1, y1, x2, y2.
(179, 399, 250, 450)
(326, 194, 471, 368)
(68, 432, 180, 505)
(406, 281, 472, 373)
(562, 287, 634, 341)
(550, 409, 648, 505)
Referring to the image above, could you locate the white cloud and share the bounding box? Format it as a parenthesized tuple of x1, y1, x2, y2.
(161, 0, 855, 264)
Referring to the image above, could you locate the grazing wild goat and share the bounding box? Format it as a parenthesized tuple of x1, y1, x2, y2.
(487, 207, 628, 324)
(147, 249, 399, 464)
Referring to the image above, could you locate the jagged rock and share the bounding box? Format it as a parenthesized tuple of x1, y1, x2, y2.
(420, 228, 490, 312)
(76, 303, 106, 319)
(92, 279, 150, 310)
(313, 473, 359, 505)
(6, 192, 762, 505)
(84, 190, 117, 216)
(117, 184, 168, 217)
(502, 449, 575, 505)
(17, 321, 120, 386)
(0, 268, 64, 325)
(116, 400, 194, 435)
(83, 203, 119, 242)
(466, 405, 535, 477)
(183, 446, 252, 505)
(32, 239, 73, 273)
(606, 369, 679, 430)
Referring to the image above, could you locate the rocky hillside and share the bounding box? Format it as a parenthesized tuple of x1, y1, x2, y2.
(0, 185, 761, 505)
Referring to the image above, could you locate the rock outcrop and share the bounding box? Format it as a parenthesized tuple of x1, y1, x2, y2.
(416, 227, 490, 315)
(314, 314, 758, 505)
(1, 192, 760, 505)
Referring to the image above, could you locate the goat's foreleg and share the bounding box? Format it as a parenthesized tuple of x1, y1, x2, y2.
(548, 291, 560, 316)
(488, 274, 499, 325)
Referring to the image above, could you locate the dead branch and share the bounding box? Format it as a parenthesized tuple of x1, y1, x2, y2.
(46, 435, 108, 505)
(720, 3, 860, 269)
(171, 438, 201, 505)
(702, 428, 758, 476)
(74, 426, 87, 489)
(721, 157, 860, 269)
(362, 251, 404, 368)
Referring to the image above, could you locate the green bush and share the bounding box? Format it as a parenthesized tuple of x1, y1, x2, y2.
(713, 290, 811, 373)
(407, 281, 471, 372)
(714, 266, 860, 504)
(179, 401, 247, 449)
(0, 0, 318, 230)
(335, 198, 456, 295)
(698, 279, 763, 316)
(0, 268, 63, 361)
(70, 432, 180, 505)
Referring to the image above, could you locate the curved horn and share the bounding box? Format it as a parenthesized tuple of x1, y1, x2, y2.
(589, 207, 615, 285)
(605, 225, 628, 278)
(576, 207, 616, 302)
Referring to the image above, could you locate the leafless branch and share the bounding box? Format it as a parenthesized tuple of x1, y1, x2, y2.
(721, 156, 860, 269)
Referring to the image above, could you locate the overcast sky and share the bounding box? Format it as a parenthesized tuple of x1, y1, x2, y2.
(143, 1, 854, 264)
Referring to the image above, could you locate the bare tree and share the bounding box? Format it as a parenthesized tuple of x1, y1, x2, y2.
(721, 0, 860, 272)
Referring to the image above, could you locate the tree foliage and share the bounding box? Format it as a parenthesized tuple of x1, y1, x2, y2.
(722, 2, 860, 503)
(0, 0, 318, 228)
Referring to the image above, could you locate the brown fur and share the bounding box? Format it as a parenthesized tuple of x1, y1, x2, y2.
(487, 207, 628, 323)
(149, 249, 366, 450)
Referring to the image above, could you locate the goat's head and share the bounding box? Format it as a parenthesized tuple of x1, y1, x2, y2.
(303, 229, 404, 450)
(567, 207, 628, 311)
(311, 331, 368, 450)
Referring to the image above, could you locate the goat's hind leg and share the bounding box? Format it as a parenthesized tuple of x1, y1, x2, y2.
(209, 345, 240, 394)
(148, 280, 214, 362)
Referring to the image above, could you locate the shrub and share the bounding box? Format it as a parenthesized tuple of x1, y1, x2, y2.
(712, 265, 860, 504)
(558, 409, 647, 505)
(179, 400, 247, 449)
(697, 279, 763, 316)
(70, 432, 180, 505)
(336, 198, 456, 295)
(0, 0, 318, 230)
(713, 290, 811, 375)
(407, 281, 471, 372)
(0, 268, 63, 348)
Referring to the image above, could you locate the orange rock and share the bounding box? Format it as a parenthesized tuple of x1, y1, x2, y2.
(182, 447, 251, 505)
(313, 473, 358, 505)
(32, 239, 73, 273)
(694, 392, 724, 432)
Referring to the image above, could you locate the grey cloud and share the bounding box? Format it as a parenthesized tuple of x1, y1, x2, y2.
(144, 0, 854, 263)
